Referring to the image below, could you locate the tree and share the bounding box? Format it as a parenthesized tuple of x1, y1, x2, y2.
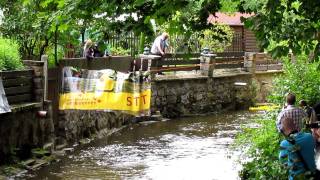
(239, 0, 320, 60)
(0, 0, 236, 59)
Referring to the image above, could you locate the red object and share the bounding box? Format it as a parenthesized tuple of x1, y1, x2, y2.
(208, 12, 253, 26)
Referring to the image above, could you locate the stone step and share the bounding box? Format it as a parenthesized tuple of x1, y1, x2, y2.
(22, 159, 36, 166)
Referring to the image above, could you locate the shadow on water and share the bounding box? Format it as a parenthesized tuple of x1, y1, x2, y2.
(26, 111, 256, 180)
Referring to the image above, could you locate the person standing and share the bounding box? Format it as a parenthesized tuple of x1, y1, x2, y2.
(93, 44, 102, 57)
(151, 32, 169, 75)
(83, 39, 94, 59)
(279, 117, 318, 180)
(276, 93, 307, 132)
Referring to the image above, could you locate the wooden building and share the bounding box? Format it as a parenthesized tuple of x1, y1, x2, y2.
(208, 12, 261, 52)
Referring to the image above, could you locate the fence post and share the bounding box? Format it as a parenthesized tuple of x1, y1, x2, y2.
(200, 53, 216, 77)
(139, 54, 162, 80)
(244, 52, 256, 74)
(41, 55, 48, 100)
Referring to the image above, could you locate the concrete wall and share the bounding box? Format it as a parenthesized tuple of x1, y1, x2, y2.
(254, 71, 283, 102)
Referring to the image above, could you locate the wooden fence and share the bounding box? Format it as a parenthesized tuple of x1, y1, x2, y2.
(1, 70, 34, 104)
(255, 53, 282, 71)
(149, 52, 245, 73)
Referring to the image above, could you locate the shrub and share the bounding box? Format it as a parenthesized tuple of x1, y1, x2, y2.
(268, 55, 320, 105)
(236, 110, 288, 179)
(47, 45, 65, 68)
(110, 46, 130, 56)
(0, 38, 24, 71)
(198, 23, 234, 53)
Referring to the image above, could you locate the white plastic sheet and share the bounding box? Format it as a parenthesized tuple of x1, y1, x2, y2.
(0, 78, 11, 114)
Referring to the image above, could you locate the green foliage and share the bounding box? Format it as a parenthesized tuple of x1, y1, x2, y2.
(198, 24, 234, 53)
(47, 45, 65, 68)
(0, 38, 24, 71)
(236, 111, 287, 179)
(110, 47, 130, 56)
(268, 55, 320, 105)
(240, 0, 320, 60)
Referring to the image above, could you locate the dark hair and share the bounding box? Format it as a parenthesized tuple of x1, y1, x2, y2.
(299, 100, 307, 106)
(286, 93, 296, 105)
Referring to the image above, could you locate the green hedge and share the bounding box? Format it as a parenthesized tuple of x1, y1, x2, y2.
(269, 55, 320, 105)
(0, 38, 24, 71)
(235, 111, 287, 179)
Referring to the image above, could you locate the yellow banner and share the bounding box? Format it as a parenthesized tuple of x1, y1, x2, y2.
(59, 67, 151, 116)
(59, 90, 151, 112)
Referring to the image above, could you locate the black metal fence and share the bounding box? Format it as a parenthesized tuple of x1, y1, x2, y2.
(78, 31, 244, 58)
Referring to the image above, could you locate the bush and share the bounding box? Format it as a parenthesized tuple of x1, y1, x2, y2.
(236, 111, 288, 179)
(110, 46, 130, 56)
(0, 38, 24, 71)
(47, 45, 65, 68)
(268, 55, 320, 105)
(198, 23, 234, 53)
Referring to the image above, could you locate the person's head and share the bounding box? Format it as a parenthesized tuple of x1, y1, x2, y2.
(299, 99, 307, 107)
(84, 39, 93, 48)
(162, 32, 169, 40)
(281, 117, 297, 136)
(93, 43, 99, 49)
(286, 93, 296, 105)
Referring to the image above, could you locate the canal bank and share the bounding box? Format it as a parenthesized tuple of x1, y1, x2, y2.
(0, 53, 282, 176)
(24, 111, 256, 180)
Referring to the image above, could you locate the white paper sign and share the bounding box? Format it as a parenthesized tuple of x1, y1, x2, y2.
(0, 78, 11, 114)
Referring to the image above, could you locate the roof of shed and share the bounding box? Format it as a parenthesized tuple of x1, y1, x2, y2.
(208, 12, 253, 26)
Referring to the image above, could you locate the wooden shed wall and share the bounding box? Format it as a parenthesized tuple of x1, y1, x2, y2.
(244, 28, 260, 52)
(225, 26, 244, 52)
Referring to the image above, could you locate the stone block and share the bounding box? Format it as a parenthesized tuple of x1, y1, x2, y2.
(158, 88, 165, 97)
(167, 88, 177, 96)
(195, 93, 203, 101)
(161, 97, 167, 105)
(181, 94, 189, 105)
(167, 95, 177, 104)
(156, 97, 162, 106)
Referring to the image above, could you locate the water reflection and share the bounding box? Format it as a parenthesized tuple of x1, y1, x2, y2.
(28, 111, 255, 180)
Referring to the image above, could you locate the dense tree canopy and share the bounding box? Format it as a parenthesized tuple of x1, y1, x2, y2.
(0, 0, 224, 60)
(239, 0, 320, 59)
(1, 0, 320, 60)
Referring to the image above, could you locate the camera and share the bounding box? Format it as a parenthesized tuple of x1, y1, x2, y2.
(306, 122, 320, 128)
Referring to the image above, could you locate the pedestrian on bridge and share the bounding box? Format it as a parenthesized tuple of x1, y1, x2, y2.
(151, 32, 169, 75)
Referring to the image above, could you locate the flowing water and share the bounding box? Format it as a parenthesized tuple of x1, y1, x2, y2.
(26, 111, 256, 180)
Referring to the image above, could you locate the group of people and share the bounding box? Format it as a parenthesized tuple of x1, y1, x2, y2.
(83, 39, 106, 58)
(82, 32, 170, 61)
(277, 93, 320, 179)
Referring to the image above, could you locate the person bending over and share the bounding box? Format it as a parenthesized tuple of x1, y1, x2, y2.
(151, 32, 169, 75)
(279, 117, 318, 180)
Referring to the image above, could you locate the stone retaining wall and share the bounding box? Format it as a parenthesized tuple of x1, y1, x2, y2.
(57, 111, 134, 143)
(151, 73, 255, 118)
(0, 102, 54, 163)
(57, 73, 255, 143)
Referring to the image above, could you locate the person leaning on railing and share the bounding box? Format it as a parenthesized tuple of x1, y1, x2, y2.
(151, 32, 169, 75)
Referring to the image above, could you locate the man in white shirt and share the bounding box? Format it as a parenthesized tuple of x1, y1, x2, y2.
(151, 32, 169, 56)
(151, 32, 169, 75)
